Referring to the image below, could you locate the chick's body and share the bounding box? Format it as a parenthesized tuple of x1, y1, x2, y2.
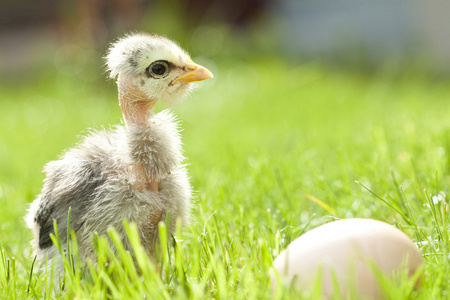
(27, 111, 188, 263)
(25, 33, 213, 266)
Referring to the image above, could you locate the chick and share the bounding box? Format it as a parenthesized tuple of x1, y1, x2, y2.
(25, 33, 213, 267)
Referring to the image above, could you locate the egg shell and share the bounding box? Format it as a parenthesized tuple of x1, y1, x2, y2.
(271, 218, 423, 299)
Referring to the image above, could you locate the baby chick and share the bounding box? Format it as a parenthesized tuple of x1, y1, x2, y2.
(25, 33, 213, 268)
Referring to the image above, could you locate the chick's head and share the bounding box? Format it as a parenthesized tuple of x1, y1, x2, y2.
(106, 33, 213, 105)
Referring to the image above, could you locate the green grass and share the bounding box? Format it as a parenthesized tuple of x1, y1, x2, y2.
(1, 56, 450, 299)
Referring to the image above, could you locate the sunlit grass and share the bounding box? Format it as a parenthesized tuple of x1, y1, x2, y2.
(1, 56, 450, 298)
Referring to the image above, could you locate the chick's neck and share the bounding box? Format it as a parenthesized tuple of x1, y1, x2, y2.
(118, 75, 159, 192)
(118, 75, 157, 126)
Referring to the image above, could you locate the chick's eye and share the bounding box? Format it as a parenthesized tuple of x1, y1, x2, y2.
(152, 64, 166, 75)
(147, 61, 170, 78)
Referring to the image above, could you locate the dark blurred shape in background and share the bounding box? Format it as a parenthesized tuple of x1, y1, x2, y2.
(0, 0, 270, 77)
(0, 0, 450, 78)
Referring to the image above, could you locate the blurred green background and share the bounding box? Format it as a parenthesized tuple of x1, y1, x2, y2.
(1, 0, 450, 259)
(1, 0, 450, 297)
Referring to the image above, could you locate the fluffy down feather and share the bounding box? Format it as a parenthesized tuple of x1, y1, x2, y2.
(25, 110, 191, 267)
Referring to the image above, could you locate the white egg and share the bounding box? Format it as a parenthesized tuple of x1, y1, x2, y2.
(271, 218, 423, 299)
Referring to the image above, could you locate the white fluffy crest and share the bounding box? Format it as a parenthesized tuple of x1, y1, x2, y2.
(105, 32, 195, 105)
(106, 33, 189, 79)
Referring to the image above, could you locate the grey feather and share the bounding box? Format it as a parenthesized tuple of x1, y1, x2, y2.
(25, 110, 191, 267)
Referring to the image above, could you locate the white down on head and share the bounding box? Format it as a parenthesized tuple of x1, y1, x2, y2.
(106, 33, 212, 106)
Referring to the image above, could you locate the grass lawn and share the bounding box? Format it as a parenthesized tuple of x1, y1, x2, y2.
(1, 55, 450, 298)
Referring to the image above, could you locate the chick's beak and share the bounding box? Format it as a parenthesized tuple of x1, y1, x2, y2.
(171, 59, 213, 85)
